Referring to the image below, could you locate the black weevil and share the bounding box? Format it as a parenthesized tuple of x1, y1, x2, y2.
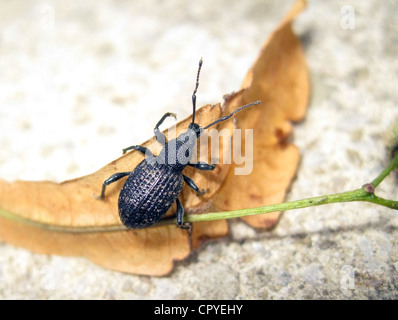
(97, 58, 261, 229)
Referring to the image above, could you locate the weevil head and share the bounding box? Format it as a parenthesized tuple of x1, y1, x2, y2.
(188, 122, 203, 138)
(177, 123, 201, 152)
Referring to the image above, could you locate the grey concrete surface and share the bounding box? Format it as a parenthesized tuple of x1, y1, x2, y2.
(0, 0, 397, 299)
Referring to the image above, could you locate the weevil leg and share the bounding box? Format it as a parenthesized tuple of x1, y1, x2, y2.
(176, 198, 190, 230)
(95, 172, 131, 200)
(122, 144, 152, 156)
(183, 175, 207, 195)
(154, 112, 177, 145)
(188, 162, 216, 171)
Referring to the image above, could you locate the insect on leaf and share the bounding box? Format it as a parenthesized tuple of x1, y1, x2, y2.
(0, 0, 309, 275)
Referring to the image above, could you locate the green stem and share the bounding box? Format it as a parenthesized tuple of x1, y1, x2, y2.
(371, 151, 398, 188)
(0, 153, 397, 232)
(185, 189, 398, 223)
(185, 152, 398, 223)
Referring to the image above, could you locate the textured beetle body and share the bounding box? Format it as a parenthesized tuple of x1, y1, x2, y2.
(96, 59, 261, 229)
(118, 160, 184, 229)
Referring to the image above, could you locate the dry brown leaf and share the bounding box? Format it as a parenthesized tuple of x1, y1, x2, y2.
(0, 105, 226, 276)
(0, 0, 309, 275)
(211, 0, 309, 228)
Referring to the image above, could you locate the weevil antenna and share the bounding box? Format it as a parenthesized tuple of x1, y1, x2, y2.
(203, 100, 262, 130)
(191, 58, 203, 125)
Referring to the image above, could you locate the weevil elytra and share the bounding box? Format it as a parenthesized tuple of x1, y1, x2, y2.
(97, 58, 261, 229)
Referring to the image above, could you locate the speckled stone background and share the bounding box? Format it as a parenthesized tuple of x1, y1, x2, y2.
(0, 0, 397, 299)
